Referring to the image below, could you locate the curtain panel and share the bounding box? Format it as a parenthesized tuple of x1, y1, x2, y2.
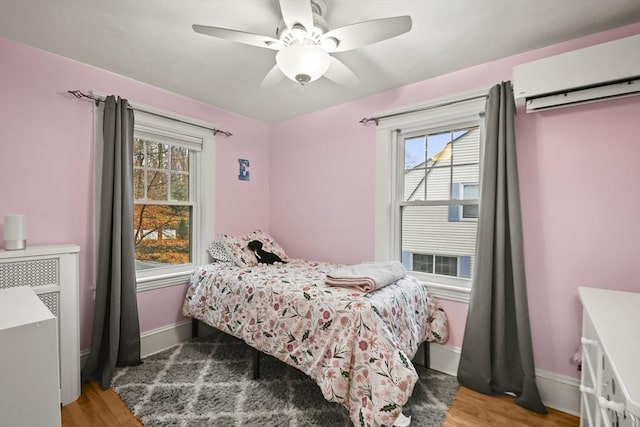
(457, 82, 546, 414)
(82, 95, 141, 389)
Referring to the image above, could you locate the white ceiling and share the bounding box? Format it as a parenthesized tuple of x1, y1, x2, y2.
(1, 0, 639, 123)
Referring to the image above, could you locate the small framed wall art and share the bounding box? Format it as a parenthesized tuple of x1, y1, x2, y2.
(238, 158, 250, 181)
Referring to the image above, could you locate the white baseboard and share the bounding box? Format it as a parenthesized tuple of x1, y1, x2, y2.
(80, 320, 193, 365)
(140, 320, 193, 357)
(536, 369, 581, 416)
(426, 343, 580, 416)
(429, 343, 461, 376)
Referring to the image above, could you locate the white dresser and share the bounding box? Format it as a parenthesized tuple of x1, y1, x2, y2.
(579, 287, 640, 427)
(0, 244, 80, 405)
(0, 287, 61, 427)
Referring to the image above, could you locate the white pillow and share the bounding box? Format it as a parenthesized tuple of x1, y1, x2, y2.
(207, 241, 235, 263)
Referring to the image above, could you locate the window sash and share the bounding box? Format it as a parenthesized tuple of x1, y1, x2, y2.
(374, 88, 488, 302)
(132, 124, 201, 282)
(134, 138, 194, 203)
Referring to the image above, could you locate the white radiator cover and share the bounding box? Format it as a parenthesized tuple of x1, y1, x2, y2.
(513, 34, 640, 112)
(0, 244, 80, 405)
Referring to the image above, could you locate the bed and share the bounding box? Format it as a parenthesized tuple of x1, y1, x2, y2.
(182, 231, 449, 427)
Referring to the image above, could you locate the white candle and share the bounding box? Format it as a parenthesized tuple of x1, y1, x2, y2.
(4, 214, 26, 250)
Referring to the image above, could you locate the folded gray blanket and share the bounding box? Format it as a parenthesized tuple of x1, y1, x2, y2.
(325, 261, 407, 292)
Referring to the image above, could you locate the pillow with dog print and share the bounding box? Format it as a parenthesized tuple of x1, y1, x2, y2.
(220, 229, 287, 268)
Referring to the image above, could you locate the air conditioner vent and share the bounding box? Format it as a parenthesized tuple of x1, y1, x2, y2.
(513, 34, 640, 112)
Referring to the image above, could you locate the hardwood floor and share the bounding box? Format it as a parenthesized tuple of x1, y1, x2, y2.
(61, 382, 142, 427)
(444, 386, 579, 427)
(62, 382, 579, 426)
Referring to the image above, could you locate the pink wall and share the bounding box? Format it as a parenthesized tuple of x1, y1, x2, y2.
(1, 21, 639, 380)
(517, 96, 640, 375)
(0, 37, 271, 350)
(270, 23, 640, 377)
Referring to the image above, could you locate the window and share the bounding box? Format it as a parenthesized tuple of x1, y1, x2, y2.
(412, 253, 433, 273)
(95, 102, 216, 291)
(374, 89, 487, 302)
(133, 139, 193, 270)
(129, 111, 216, 290)
(461, 184, 479, 219)
(400, 126, 480, 283)
(407, 253, 472, 279)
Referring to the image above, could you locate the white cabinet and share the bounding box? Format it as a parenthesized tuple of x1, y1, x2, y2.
(579, 287, 640, 427)
(0, 244, 80, 405)
(0, 287, 61, 427)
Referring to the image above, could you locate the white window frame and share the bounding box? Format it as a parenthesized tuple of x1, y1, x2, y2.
(374, 88, 489, 303)
(94, 98, 216, 293)
(460, 182, 480, 221)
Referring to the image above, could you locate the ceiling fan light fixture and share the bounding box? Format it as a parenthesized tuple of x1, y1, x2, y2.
(320, 36, 339, 51)
(290, 23, 307, 42)
(276, 43, 330, 85)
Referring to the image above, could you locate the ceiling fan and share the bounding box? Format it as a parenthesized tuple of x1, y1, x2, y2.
(193, 0, 412, 87)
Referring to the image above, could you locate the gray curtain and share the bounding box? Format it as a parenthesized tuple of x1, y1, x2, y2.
(457, 82, 546, 414)
(82, 95, 141, 389)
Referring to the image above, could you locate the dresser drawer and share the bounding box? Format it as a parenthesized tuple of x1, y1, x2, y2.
(600, 354, 634, 427)
(579, 287, 640, 427)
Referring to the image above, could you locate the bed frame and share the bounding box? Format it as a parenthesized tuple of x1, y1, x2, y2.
(191, 318, 429, 380)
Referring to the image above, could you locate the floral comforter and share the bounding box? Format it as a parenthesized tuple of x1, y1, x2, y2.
(182, 259, 449, 427)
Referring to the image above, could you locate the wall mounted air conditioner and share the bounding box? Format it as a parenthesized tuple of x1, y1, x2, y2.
(513, 34, 640, 112)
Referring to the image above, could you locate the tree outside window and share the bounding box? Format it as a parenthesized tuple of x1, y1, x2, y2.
(133, 138, 192, 270)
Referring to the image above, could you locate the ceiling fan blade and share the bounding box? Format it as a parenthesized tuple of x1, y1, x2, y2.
(260, 64, 286, 88)
(323, 57, 359, 86)
(279, 0, 314, 32)
(193, 25, 283, 50)
(322, 16, 412, 53)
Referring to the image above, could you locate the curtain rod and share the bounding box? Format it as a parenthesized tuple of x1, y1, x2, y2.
(359, 93, 488, 126)
(68, 90, 232, 137)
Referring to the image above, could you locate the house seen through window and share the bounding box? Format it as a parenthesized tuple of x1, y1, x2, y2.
(399, 126, 480, 281)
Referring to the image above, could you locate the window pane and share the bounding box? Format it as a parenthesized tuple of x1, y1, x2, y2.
(404, 166, 426, 201)
(171, 146, 189, 172)
(133, 139, 145, 167)
(134, 204, 191, 270)
(427, 132, 451, 163)
(405, 136, 426, 169)
(412, 253, 433, 273)
(404, 136, 426, 201)
(462, 204, 479, 219)
(425, 165, 450, 201)
(134, 169, 145, 199)
(146, 171, 168, 200)
(435, 255, 457, 276)
(461, 184, 479, 219)
(425, 132, 451, 201)
(451, 128, 480, 166)
(401, 205, 476, 277)
(463, 184, 479, 199)
(452, 165, 479, 189)
(170, 173, 189, 201)
(146, 142, 169, 169)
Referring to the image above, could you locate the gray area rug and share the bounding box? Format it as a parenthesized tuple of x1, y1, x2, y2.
(113, 331, 458, 426)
